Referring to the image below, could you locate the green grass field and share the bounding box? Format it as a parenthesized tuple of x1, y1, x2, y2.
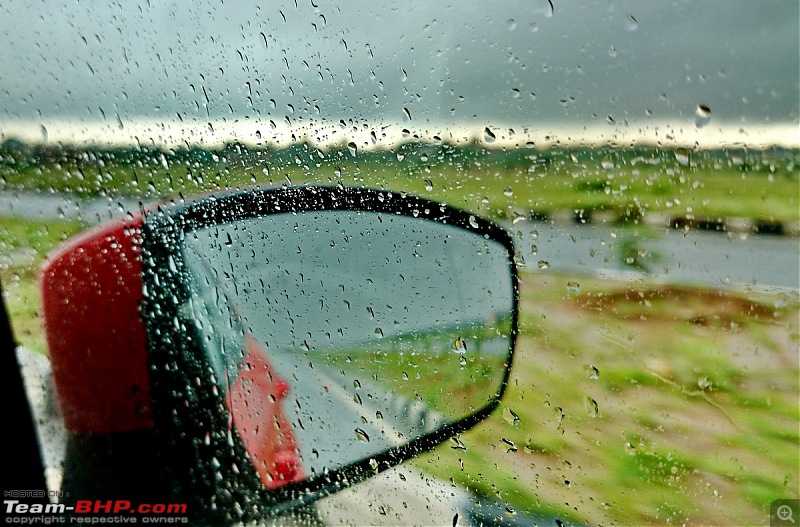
(0, 217, 85, 353)
(2, 145, 798, 224)
(308, 323, 511, 424)
(411, 273, 799, 525)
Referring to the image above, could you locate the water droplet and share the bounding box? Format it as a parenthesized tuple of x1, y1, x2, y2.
(675, 149, 690, 166)
(483, 127, 496, 143)
(503, 187, 513, 197)
(375, 327, 384, 337)
(625, 14, 638, 32)
(601, 157, 614, 169)
(369, 458, 379, 472)
(585, 396, 599, 417)
(695, 104, 711, 128)
(468, 215, 479, 229)
(425, 179, 434, 192)
(355, 428, 370, 442)
(507, 19, 517, 31)
(537, 260, 550, 269)
(501, 438, 518, 453)
(353, 393, 362, 405)
(375, 411, 383, 420)
(402, 107, 412, 121)
(567, 281, 581, 293)
(608, 46, 617, 58)
(697, 377, 712, 390)
(503, 407, 520, 426)
(586, 365, 600, 380)
(347, 142, 357, 157)
(450, 436, 467, 451)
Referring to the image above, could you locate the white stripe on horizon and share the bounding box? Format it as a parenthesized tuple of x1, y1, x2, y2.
(1, 118, 798, 150)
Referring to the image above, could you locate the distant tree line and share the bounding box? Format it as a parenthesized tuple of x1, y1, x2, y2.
(0, 137, 796, 174)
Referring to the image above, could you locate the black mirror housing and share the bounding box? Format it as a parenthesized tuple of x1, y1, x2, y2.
(139, 186, 519, 522)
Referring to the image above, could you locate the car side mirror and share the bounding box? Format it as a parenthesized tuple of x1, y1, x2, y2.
(42, 185, 518, 523)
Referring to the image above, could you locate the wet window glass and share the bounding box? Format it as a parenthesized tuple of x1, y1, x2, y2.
(2, 1, 797, 526)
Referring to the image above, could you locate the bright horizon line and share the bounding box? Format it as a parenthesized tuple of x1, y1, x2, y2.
(1, 118, 798, 150)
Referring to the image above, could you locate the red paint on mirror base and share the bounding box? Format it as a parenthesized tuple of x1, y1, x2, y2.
(40, 214, 154, 435)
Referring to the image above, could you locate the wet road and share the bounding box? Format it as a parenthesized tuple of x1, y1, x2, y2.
(2, 190, 797, 289)
(506, 220, 799, 290)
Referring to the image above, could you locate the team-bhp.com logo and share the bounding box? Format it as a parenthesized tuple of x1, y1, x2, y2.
(5, 499, 188, 524)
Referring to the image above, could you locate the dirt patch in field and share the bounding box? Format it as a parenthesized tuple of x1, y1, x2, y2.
(572, 285, 781, 328)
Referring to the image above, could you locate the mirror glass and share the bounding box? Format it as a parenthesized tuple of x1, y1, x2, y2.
(179, 210, 514, 482)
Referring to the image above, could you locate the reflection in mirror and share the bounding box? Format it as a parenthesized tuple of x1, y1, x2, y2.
(180, 210, 514, 481)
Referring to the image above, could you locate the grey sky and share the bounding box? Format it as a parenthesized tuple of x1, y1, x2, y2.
(1, 0, 797, 145)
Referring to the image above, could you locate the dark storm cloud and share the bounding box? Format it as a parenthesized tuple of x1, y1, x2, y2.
(0, 0, 797, 131)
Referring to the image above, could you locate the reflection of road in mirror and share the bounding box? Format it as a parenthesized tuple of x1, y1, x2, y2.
(180, 209, 515, 479)
(304, 324, 512, 421)
(262, 346, 448, 476)
(263, 324, 512, 476)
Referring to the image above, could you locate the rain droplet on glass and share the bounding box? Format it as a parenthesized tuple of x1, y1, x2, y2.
(695, 104, 711, 128)
(355, 428, 370, 442)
